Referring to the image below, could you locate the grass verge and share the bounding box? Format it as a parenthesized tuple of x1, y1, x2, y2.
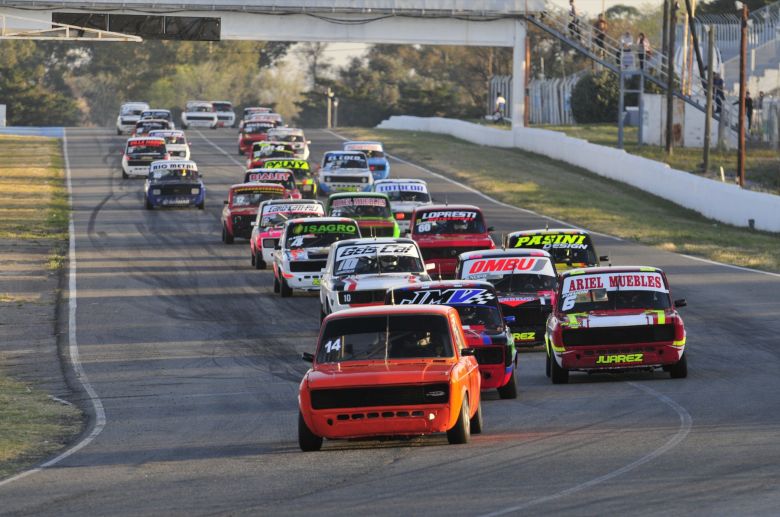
(340, 127, 780, 273)
(0, 375, 82, 479)
(538, 124, 780, 195)
(0, 134, 81, 480)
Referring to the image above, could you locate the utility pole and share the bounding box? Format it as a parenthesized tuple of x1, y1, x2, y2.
(665, 1, 677, 155)
(326, 87, 334, 129)
(662, 0, 669, 59)
(703, 26, 714, 173)
(737, 2, 748, 187)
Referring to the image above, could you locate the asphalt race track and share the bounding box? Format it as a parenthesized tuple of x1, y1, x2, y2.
(1, 127, 780, 516)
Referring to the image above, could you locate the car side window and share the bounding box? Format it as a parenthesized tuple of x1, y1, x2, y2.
(450, 314, 466, 350)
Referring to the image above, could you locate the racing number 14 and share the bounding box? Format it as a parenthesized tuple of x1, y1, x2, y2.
(324, 339, 341, 353)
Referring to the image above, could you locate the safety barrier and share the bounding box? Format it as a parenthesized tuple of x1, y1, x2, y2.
(376, 115, 780, 233)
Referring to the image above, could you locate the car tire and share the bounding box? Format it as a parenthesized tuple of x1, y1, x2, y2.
(222, 226, 234, 244)
(298, 411, 323, 452)
(469, 399, 483, 435)
(255, 255, 266, 270)
(116, 128, 122, 135)
(182, 123, 188, 130)
(447, 397, 470, 445)
(497, 370, 518, 399)
(122, 170, 129, 179)
(550, 354, 569, 384)
(669, 353, 688, 379)
(273, 274, 280, 294)
(280, 277, 292, 297)
(197, 201, 204, 210)
(319, 302, 328, 323)
(144, 197, 153, 210)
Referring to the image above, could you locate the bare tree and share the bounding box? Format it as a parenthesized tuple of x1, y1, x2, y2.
(296, 42, 333, 87)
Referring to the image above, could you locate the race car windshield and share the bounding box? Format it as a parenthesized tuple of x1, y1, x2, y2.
(318, 315, 453, 363)
(415, 212, 486, 234)
(285, 230, 358, 249)
(359, 150, 384, 158)
(454, 305, 503, 330)
(152, 169, 199, 182)
(137, 122, 167, 132)
(244, 124, 273, 134)
(334, 254, 423, 277)
(213, 103, 232, 111)
(193, 106, 213, 112)
(162, 136, 183, 145)
(559, 289, 671, 313)
(488, 273, 557, 293)
(383, 190, 430, 203)
(323, 155, 367, 169)
(261, 210, 318, 228)
(511, 234, 598, 266)
(330, 199, 391, 219)
(127, 144, 166, 154)
(232, 192, 279, 207)
(144, 111, 169, 119)
(122, 108, 144, 116)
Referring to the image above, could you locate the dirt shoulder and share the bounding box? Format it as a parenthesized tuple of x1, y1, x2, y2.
(0, 135, 82, 480)
(339, 128, 780, 273)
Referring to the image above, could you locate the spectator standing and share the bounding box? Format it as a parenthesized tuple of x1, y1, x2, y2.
(494, 93, 507, 122)
(637, 33, 651, 71)
(568, 0, 580, 41)
(746, 90, 754, 131)
(594, 14, 608, 58)
(713, 72, 725, 114)
(619, 31, 633, 69)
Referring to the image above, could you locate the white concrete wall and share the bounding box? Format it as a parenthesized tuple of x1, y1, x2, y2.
(377, 116, 780, 233)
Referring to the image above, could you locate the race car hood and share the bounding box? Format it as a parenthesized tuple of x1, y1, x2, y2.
(287, 246, 330, 261)
(147, 179, 202, 188)
(497, 290, 554, 308)
(414, 234, 493, 247)
(561, 309, 678, 329)
(227, 206, 259, 216)
(307, 361, 456, 390)
(340, 273, 428, 291)
(356, 218, 395, 228)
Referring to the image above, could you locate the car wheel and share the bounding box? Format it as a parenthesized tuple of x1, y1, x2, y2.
(250, 252, 255, 267)
(122, 170, 129, 179)
(550, 354, 569, 384)
(222, 226, 234, 244)
(319, 302, 328, 323)
(197, 200, 204, 210)
(298, 411, 323, 452)
(144, 197, 153, 210)
(497, 370, 518, 399)
(669, 353, 688, 379)
(447, 396, 470, 445)
(545, 352, 551, 378)
(273, 274, 280, 294)
(116, 128, 122, 135)
(280, 277, 293, 297)
(255, 255, 266, 270)
(182, 123, 188, 130)
(469, 399, 483, 435)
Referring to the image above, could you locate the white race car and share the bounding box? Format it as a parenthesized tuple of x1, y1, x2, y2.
(318, 151, 373, 194)
(319, 237, 431, 319)
(373, 179, 433, 234)
(116, 101, 149, 135)
(148, 129, 189, 160)
(273, 217, 362, 297)
(121, 136, 169, 178)
(267, 127, 310, 160)
(181, 101, 218, 130)
(212, 100, 236, 128)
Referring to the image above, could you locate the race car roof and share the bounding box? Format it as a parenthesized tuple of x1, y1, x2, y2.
(334, 237, 416, 248)
(416, 203, 482, 212)
(269, 127, 304, 135)
(148, 130, 185, 137)
(508, 228, 590, 236)
(390, 279, 495, 292)
(561, 265, 664, 279)
(135, 118, 170, 125)
(459, 248, 551, 261)
(328, 192, 389, 199)
(150, 159, 197, 170)
(325, 304, 455, 321)
(229, 182, 285, 191)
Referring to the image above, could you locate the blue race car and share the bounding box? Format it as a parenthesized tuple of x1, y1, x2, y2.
(144, 160, 205, 210)
(344, 141, 390, 181)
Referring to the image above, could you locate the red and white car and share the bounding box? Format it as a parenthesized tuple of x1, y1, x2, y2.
(220, 182, 286, 244)
(243, 168, 301, 199)
(250, 199, 325, 269)
(546, 266, 688, 383)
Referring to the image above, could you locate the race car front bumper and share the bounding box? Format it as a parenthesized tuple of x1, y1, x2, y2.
(124, 165, 151, 177)
(281, 270, 322, 292)
(147, 191, 204, 208)
(318, 181, 372, 194)
(303, 403, 452, 440)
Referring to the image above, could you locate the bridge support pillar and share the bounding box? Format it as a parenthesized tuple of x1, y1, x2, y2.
(511, 19, 527, 128)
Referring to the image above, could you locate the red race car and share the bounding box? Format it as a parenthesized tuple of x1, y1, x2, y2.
(546, 266, 688, 383)
(411, 204, 495, 279)
(244, 168, 301, 199)
(237, 121, 275, 155)
(298, 304, 483, 451)
(220, 182, 286, 244)
(249, 199, 325, 269)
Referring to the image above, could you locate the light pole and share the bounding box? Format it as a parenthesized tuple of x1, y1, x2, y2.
(333, 97, 339, 128)
(326, 87, 334, 129)
(736, 1, 748, 188)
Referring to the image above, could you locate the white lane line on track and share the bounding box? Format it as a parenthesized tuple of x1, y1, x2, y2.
(193, 129, 245, 169)
(326, 129, 780, 279)
(480, 382, 693, 516)
(0, 129, 107, 488)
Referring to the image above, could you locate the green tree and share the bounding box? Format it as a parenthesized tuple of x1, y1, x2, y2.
(571, 71, 619, 123)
